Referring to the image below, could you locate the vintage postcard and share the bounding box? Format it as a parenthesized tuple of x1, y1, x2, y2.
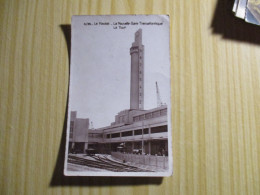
(245, 0, 260, 25)
(235, 0, 248, 18)
(64, 15, 172, 177)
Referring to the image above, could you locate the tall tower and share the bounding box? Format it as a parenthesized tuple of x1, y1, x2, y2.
(130, 29, 144, 110)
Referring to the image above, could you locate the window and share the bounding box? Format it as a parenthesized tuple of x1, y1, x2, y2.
(134, 128, 148, 135)
(135, 129, 142, 135)
(111, 133, 120, 138)
(151, 126, 167, 134)
(106, 134, 110, 138)
(122, 131, 133, 137)
(143, 128, 149, 134)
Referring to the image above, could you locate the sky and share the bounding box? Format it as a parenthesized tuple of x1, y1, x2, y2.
(69, 15, 171, 128)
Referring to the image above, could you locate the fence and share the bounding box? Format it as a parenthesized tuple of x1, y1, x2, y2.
(111, 152, 168, 170)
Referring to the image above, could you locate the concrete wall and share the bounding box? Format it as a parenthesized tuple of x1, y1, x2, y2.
(130, 50, 139, 109)
(73, 118, 89, 143)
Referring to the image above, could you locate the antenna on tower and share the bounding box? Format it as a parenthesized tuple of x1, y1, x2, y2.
(156, 81, 163, 107)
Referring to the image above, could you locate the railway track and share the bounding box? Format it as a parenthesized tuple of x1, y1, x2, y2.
(68, 154, 153, 172)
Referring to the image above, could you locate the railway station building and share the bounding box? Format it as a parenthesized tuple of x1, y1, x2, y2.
(88, 105, 168, 156)
(69, 105, 168, 156)
(68, 29, 169, 156)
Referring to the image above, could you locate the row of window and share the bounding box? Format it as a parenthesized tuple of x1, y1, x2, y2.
(133, 108, 167, 122)
(151, 126, 167, 134)
(106, 126, 167, 138)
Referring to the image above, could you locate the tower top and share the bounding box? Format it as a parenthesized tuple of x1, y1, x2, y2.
(132, 29, 142, 47)
(135, 29, 142, 43)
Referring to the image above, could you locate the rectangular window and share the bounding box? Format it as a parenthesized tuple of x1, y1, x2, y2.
(111, 133, 120, 138)
(151, 125, 167, 134)
(106, 134, 110, 138)
(134, 129, 142, 135)
(134, 128, 148, 135)
(122, 131, 133, 137)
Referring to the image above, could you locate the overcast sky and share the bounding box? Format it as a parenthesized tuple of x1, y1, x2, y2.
(69, 15, 170, 128)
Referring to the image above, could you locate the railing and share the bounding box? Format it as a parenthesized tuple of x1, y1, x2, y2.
(111, 152, 168, 170)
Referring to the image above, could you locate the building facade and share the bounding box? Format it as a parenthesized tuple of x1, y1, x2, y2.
(87, 105, 168, 156)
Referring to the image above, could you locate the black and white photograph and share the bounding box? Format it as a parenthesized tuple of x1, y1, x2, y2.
(64, 15, 172, 177)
